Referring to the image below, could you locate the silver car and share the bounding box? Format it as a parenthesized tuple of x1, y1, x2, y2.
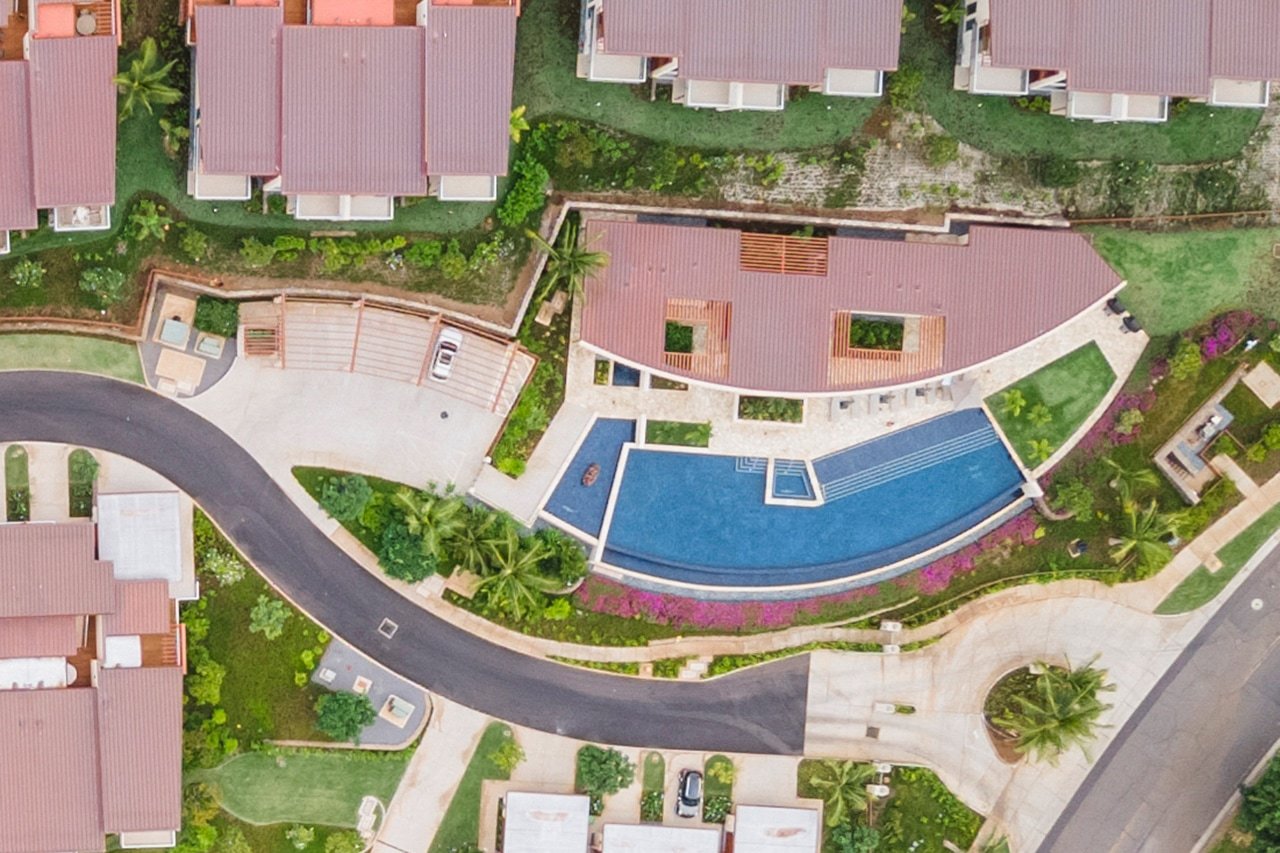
(430, 328, 464, 381)
(675, 770, 703, 818)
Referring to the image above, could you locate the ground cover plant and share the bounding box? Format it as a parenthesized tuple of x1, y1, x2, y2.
(986, 343, 1116, 467)
(4, 445, 28, 522)
(428, 723, 517, 853)
(738, 396, 805, 423)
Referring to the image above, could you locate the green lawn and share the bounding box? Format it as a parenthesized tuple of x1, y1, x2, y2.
(703, 755, 734, 798)
(876, 767, 983, 853)
(645, 420, 711, 447)
(1089, 226, 1280, 335)
(642, 752, 665, 792)
(1156, 503, 1280, 614)
(1222, 382, 1276, 445)
(191, 511, 331, 742)
(902, 0, 1260, 163)
(0, 334, 143, 382)
(4, 446, 26, 492)
(428, 723, 515, 853)
(189, 750, 411, 826)
(986, 343, 1116, 466)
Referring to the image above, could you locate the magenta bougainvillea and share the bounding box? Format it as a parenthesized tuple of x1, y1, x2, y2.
(575, 512, 1042, 630)
(1200, 310, 1258, 360)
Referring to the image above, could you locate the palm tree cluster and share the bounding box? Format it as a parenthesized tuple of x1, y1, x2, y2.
(990, 658, 1114, 764)
(1102, 458, 1182, 575)
(388, 487, 586, 620)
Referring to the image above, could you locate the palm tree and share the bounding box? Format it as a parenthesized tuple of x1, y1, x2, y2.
(390, 487, 467, 562)
(1110, 499, 1177, 571)
(1000, 389, 1027, 418)
(449, 506, 504, 576)
(113, 38, 182, 122)
(475, 526, 561, 620)
(526, 218, 610, 304)
(509, 105, 531, 143)
(806, 760, 877, 827)
(934, 0, 965, 26)
(1027, 438, 1054, 465)
(993, 658, 1114, 764)
(1103, 457, 1160, 512)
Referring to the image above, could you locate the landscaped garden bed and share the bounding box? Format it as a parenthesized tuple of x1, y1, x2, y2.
(4, 445, 28, 523)
(67, 448, 98, 518)
(429, 723, 518, 853)
(640, 752, 665, 822)
(738, 395, 804, 423)
(644, 420, 711, 447)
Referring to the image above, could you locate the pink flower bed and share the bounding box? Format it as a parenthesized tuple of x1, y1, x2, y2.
(575, 512, 1042, 631)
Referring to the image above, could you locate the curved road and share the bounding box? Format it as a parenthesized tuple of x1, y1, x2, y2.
(1041, 544, 1280, 851)
(0, 372, 808, 754)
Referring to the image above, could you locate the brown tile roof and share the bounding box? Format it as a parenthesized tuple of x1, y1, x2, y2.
(424, 5, 516, 177)
(194, 5, 283, 176)
(102, 581, 171, 637)
(97, 667, 184, 834)
(0, 616, 81, 658)
(0, 689, 104, 853)
(1210, 0, 1280, 81)
(27, 36, 117, 208)
(280, 26, 428, 195)
(0, 64, 37, 232)
(989, 0, 1280, 97)
(602, 0, 901, 85)
(0, 524, 116, 619)
(579, 219, 1123, 394)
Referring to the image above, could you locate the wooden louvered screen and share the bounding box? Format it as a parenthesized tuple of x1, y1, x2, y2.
(739, 233, 829, 276)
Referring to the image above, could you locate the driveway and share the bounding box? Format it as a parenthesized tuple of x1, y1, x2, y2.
(0, 371, 807, 753)
(1040, 545, 1280, 852)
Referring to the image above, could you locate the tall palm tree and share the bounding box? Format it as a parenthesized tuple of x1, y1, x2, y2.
(1103, 457, 1160, 512)
(526, 218, 610, 304)
(475, 527, 560, 620)
(993, 658, 1114, 764)
(391, 487, 467, 562)
(113, 38, 182, 122)
(806, 760, 877, 827)
(1109, 499, 1177, 571)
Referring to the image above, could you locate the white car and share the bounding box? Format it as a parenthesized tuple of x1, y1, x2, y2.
(430, 328, 464, 381)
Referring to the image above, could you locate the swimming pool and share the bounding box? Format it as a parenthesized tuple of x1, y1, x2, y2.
(601, 410, 1024, 587)
(544, 418, 635, 538)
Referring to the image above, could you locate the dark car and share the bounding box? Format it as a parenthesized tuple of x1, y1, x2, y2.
(676, 769, 703, 818)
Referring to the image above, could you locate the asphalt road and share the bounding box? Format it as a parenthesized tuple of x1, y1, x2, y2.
(1040, 545, 1280, 852)
(0, 372, 809, 754)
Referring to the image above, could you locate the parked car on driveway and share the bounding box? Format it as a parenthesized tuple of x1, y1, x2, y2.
(430, 328, 464, 381)
(675, 769, 703, 818)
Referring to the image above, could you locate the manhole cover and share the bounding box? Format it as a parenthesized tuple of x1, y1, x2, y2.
(1252, 599, 1265, 611)
(378, 618, 399, 639)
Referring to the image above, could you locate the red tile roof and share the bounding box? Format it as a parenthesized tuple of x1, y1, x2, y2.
(97, 667, 184, 834)
(102, 581, 172, 637)
(0, 616, 80, 658)
(280, 26, 428, 195)
(0, 524, 116, 618)
(27, 36, 117, 208)
(0, 689, 104, 853)
(194, 5, 283, 176)
(602, 0, 901, 85)
(424, 5, 516, 177)
(989, 0, 1280, 97)
(579, 219, 1123, 394)
(0, 64, 38, 232)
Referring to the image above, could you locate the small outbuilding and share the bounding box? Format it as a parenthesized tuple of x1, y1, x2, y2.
(502, 792, 591, 853)
(731, 805, 822, 853)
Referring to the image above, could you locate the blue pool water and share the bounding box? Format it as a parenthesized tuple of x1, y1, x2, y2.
(602, 410, 1023, 586)
(544, 418, 635, 537)
(771, 460, 815, 500)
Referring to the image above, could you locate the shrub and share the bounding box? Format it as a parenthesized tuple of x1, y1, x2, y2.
(314, 691, 376, 742)
(323, 831, 365, 853)
(127, 199, 172, 242)
(179, 227, 210, 261)
(78, 267, 126, 306)
(468, 236, 502, 272)
(1033, 156, 1083, 188)
(319, 474, 372, 523)
(9, 258, 45, 290)
(193, 296, 239, 337)
(1169, 338, 1203, 382)
(497, 156, 550, 228)
(248, 595, 291, 640)
(272, 234, 308, 262)
(542, 597, 572, 620)
(577, 745, 635, 797)
(1051, 478, 1094, 518)
(923, 134, 960, 168)
(378, 519, 437, 582)
(1248, 443, 1268, 464)
(848, 317, 904, 350)
(1114, 408, 1144, 436)
(886, 66, 924, 110)
(239, 237, 278, 268)
(535, 528, 588, 587)
(187, 655, 226, 706)
(405, 240, 444, 269)
(640, 790, 664, 822)
(488, 739, 526, 773)
(1242, 755, 1280, 849)
(1265, 423, 1280, 451)
(285, 826, 315, 850)
(738, 396, 803, 423)
(439, 240, 468, 280)
(496, 457, 526, 477)
(702, 794, 732, 823)
(830, 825, 881, 853)
(201, 550, 246, 586)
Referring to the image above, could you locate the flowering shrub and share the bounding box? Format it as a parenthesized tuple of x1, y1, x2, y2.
(1076, 390, 1157, 457)
(1200, 310, 1258, 360)
(915, 513, 1040, 595)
